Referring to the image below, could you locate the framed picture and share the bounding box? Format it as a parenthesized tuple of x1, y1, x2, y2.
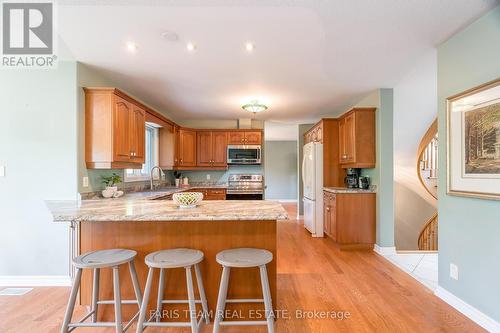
(447, 78, 500, 200)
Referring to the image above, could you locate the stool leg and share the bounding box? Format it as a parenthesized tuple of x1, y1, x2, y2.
(155, 268, 166, 322)
(112, 266, 123, 333)
(136, 267, 154, 333)
(60, 268, 82, 333)
(194, 263, 210, 324)
(128, 261, 143, 309)
(213, 266, 230, 333)
(186, 266, 199, 333)
(91, 268, 100, 322)
(259, 265, 275, 333)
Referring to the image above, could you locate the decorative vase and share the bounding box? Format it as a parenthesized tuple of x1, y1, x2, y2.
(102, 186, 118, 198)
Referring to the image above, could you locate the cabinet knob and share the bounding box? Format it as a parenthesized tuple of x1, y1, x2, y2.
(326, 207, 330, 212)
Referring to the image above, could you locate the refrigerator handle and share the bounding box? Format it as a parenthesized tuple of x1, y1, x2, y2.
(301, 154, 306, 186)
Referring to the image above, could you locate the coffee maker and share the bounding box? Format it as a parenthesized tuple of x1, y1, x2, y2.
(344, 168, 360, 188)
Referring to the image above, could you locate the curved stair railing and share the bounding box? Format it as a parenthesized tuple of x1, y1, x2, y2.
(417, 119, 438, 251)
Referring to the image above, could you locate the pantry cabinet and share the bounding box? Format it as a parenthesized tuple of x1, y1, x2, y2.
(84, 88, 145, 169)
(338, 108, 376, 168)
(323, 190, 375, 250)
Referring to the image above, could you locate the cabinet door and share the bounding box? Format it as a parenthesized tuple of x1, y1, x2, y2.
(179, 129, 197, 166)
(339, 118, 347, 162)
(197, 132, 213, 166)
(130, 104, 145, 163)
(212, 132, 228, 166)
(323, 193, 331, 236)
(330, 194, 337, 242)
(245, 131, 262, 144)
(228, 132, 245, 144)
(113, 96, 131, 162)
(344, 113, 355, 163)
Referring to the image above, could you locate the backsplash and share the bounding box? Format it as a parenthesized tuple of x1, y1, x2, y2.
(82, 165, 263, 195)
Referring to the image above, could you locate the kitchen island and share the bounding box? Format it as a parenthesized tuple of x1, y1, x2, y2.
(47, 198, 287, 321)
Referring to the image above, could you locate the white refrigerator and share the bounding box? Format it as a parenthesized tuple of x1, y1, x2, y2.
(302, 142, 324, 237)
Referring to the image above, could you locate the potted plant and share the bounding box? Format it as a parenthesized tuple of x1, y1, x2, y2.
(174, 171, 182, 187)
(101, 173, 122, 198)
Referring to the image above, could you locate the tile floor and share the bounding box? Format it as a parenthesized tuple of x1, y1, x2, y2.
(383, 252, 438, 291)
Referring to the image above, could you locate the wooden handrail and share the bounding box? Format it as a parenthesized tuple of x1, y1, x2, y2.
(417, 119, 438, 251)
(418, 213, 438, 251)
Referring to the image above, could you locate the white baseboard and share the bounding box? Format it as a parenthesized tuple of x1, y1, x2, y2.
(435, 286, 500, 333)
(373, 244, 397, 256)
(0, 275, 71, 287)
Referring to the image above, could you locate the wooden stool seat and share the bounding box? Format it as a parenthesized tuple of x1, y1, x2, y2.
(61, 248, 142, 333)
(136, 248, 210, 333)
(216, 248, 272, 268)
(145, 248, 203, 268)
(213, 248, 274, 333)
(73, 249, 137, 269)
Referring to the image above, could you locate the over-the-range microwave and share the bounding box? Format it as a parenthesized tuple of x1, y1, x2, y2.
(227, 145, 261, 165)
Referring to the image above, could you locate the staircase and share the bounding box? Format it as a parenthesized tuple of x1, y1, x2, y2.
(417, 120, 438, 251)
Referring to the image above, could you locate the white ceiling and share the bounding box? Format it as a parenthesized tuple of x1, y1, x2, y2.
(58, 0, 498, 123)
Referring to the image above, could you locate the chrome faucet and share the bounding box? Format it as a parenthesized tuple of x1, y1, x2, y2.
(150, 166, 165, 191)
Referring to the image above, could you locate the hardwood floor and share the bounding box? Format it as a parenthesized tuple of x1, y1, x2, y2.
(0, 203, 484, 332)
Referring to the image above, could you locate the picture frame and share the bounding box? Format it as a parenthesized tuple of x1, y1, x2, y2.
(447, 77, 500, 200)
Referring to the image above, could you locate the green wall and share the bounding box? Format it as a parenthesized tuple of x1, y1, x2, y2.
(0, 61, 78, 276)
(437, 6, 500, 322)
(264, 141, 298, 200)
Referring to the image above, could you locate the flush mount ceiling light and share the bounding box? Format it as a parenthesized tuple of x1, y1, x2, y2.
(186, 42, 196, 52)
(126, 42, 138, 53)
(242, 100, 268, 113)
(245, 42, 255, 52)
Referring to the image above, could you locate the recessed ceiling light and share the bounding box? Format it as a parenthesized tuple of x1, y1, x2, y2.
(126, 42, 138, 53)
(245, 42, 255, 52)
(161, 31, 179, 42)
(186, 42, 196, 52)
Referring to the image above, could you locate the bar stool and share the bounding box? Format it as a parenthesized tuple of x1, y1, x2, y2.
(60, 249, 142, 333)
(213, 248, 274, 333)
(136, 248, 210, 333)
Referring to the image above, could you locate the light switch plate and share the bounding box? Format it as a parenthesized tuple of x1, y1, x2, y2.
(206, 174, 210, 180)
(450, 263, 459, 280)
(82, 176, 89, 187)
(0, 165, 5, 177)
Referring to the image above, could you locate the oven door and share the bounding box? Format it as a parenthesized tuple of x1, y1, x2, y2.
(227, 145, 261, 164)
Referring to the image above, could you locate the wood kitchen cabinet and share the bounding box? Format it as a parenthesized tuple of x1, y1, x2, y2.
(191, 188, 226, 200)
(197, 131, 227, 167)
(323, 190, 375, 250)
(84, 88, 145, 169)
(178, 129, 197, 167)
(338, 108, 376, 168)
(227, 131, 262, 144)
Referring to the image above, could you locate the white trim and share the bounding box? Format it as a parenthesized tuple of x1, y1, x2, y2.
(0, 275, 72, 287)
(435, 286, 500, 333)
(296, 214, 303, 220)
(373, 244, 397, 256)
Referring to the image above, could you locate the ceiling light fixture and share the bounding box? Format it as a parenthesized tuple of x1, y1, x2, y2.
(126, 42, 138, 53)
(242, 100, 268, 113)
(186, 42, 196, 52)
(245, 42, 255, 52)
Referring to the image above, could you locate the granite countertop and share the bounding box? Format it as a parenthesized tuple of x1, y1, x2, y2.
(46, 199, 288, 222)
(323, 186, 377, 194)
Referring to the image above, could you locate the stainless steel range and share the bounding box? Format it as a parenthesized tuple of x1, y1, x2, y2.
(226, 174, 264, 200)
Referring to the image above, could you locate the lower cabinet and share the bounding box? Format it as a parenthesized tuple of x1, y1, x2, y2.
(323, 191, 375, 249)
(191, 188, 226, 200)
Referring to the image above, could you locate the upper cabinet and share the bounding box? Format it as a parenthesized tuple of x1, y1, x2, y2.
(228, 131, 262, 145)
(197, 131, 227, 167)
(304, 121, 324, 144)
(338, 108, 376, 168)
(178, 129, 197, 167)
(84, 88, 146, 169)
